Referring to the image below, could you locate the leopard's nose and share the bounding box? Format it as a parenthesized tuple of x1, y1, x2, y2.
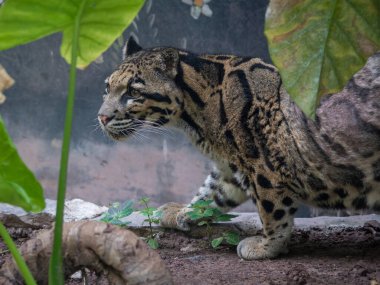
(98, 114, 114, 126)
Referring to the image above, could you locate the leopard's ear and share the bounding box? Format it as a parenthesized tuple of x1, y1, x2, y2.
(160, 48, 179, 78)
(123, 36, 142, 59)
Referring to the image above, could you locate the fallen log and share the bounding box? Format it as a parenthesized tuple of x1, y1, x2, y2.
(0, 220, 173, 285)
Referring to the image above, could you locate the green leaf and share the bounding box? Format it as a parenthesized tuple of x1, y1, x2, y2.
(143, 218, 160, 224)
(224, 231, 240, 246)
(140, 207, 156, 217)
(0, 116, 45, 212)
(153, 209, 163, 219)
(150, 218, 161, 224)
(265, 0, 380, 117)
(187, 211, 203, 221)
(215, 214, 238, 222)
(147, 238, 159, 250)
(211, 208, 223, 216)
(101, 200, 133, 224)
(119, 207, 133, 217)
(109, 219, 130, 227)
(119, 202, 134, 217)
(122, 200, 134, 210)
(211, 237, 224, 249)
(111, 202, 121, 209)
(0, 0, 145, 68)
(203, 208, 214, 217)
(106, 207, 118, 217)
(191, 200, 213, 209)
(197, 220, 208, 226)
(100, 213, 112, 222)
(139, 197, 150, 205)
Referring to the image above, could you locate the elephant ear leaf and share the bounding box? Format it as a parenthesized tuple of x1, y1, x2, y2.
(265, 0, 380, 118)
(0, 116, 45, 212)
(0, 0, 145, 68)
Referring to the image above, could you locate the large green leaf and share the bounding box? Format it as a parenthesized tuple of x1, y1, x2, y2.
(0, 0, 145, 68)
(0, 116, 45, 212)
(265, 0, 380, 117)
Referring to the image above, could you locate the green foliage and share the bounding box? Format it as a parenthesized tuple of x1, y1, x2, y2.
(0, 0, 144, 283)
(0, 0, 145, 68)
(147, 238, 159, 250)
(188, 200, 237, 224)
(187, 200, 239, 249)
(101, 201, 134, 226)
(223, 231, 240, 246)
(211, 237, 223, 248)
(0, 222, 37, 285)
(211, 231, 240, 249)
(138, 197, 161, 249)
(0, 116, 45, 213)
(101, 198, 162, 250)
(265, 0, 380, 118)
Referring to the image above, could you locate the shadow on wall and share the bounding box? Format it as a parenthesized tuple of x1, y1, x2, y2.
(15, 133, 209, 206)
(16, 131, 259, 211)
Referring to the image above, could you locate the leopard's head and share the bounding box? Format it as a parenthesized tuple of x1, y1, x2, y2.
(98, 37, 183, 140)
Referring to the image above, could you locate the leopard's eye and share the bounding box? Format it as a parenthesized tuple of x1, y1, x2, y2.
(130, 88, 140, 97)
(120, 91, 135, 105)
(120, 87, 141, 105)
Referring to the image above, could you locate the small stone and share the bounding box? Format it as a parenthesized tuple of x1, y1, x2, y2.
(180, 244, 199, 253)
(364, 220, 380, 231)
(183, 255, 205, 262)
(70, 271, 82, 279)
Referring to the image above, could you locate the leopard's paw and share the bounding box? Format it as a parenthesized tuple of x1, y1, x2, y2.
(237, 236, 288, 260)
(158, 202, 191, 231)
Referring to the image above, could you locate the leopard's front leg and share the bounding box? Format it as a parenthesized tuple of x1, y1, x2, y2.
(159, 162, 249, 231)
(237, 186, 299, 260)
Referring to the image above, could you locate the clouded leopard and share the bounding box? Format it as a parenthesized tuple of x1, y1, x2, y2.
(98, 37, 380, 260)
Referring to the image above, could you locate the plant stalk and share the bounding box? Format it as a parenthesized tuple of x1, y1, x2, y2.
(206, 222, 212, 240)
(0, 222, 37, 285)
(143, 200, 154, 238)
(48, 1, 87, 284)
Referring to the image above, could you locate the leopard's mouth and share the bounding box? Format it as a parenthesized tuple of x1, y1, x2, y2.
(99, 118, 141, 141)
(105, 128, 137, 141)
(101, 118, 167, 141)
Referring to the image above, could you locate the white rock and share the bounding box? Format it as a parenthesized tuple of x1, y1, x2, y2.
(70, 271, 82, 279)
(0, 199, 108, 222)
(63, 199, 108, 222)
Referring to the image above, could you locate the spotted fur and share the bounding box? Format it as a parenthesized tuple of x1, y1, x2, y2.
(98, 37, 380, 259)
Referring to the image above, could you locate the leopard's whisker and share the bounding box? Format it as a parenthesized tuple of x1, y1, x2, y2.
(134, 119, 175, 137)
(130, 129, 150, 143)
(140, 127, 173, 138)
(90, 122, 103, 133)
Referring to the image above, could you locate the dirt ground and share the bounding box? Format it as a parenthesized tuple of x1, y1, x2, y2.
(157, 226, 380, 285)
(1, 221, 379, 285)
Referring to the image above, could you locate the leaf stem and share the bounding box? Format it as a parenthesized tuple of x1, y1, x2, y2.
(143, 200, 154, 238)
(206, 222, 211, 240)
(48, 1, 87, 284)
(0, 222, 37, 285)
